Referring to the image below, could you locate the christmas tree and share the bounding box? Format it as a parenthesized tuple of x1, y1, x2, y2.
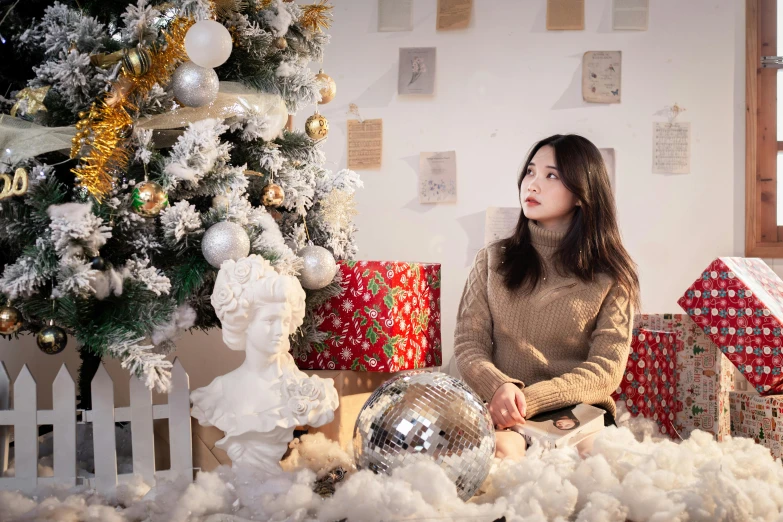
(0, 0, 360, 406)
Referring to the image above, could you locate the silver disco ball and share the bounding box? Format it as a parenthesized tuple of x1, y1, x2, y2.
(353, 371, 495, 501)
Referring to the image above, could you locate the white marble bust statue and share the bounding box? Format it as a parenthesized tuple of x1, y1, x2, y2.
(190, 254, 338, 476)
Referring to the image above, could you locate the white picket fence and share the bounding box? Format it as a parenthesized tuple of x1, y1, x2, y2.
(0, 359, 193, 494)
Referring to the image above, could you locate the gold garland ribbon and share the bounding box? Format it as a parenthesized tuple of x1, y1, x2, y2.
(300, 0, 333, 32)
(71, 17, 195, 201)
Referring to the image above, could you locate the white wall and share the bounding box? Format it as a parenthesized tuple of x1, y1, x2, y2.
(0, 0, 748, 407)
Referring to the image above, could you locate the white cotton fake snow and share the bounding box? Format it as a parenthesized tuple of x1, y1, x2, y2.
(3, 421, 783, 521)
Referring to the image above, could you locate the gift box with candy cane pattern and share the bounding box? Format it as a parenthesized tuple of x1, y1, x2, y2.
(295, 260, 442, 372)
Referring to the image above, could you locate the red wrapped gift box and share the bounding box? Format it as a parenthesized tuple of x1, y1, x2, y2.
(296, 260, 442, 372)
(634, 313, 736, 441)
(678, 257, 783, 395)
(612, 328, 682, 439)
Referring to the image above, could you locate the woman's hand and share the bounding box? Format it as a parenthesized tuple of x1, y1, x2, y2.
(489, 382, 527, 429)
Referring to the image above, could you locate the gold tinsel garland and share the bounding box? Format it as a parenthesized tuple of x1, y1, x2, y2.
(71, 18, 195, 201)
(300, 0, 332, 32)
(211, 0, 248, 18)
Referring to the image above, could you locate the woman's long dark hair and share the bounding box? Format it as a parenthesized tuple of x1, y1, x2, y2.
(498, 134, 640, 308)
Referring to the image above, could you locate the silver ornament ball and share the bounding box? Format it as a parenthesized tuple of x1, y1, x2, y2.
(171, 61, 219, 107)
(298, 245, 337, 289)
(202, 221, 251, 268)
(353, 371, 495, 501)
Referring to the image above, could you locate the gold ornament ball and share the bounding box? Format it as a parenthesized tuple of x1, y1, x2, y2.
(0, 306, 23, 335)
(132, 181, 169, 217)
(37, 325, 68, 355)
(305, 113, 329, 140)
(275, 36, 288, 50)
(122, 47, 152, 77)
(316, 71, 336, 104)
(262, 183, 285, 207)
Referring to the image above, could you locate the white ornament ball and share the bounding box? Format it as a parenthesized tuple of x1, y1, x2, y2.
(202, 221, 250, 268)
(298, 245, 337, 290)
(171, 61, 219, 107)
(185, 20, 233, 68)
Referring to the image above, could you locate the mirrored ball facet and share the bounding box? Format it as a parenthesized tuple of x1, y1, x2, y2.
(353, 371, 495, 501)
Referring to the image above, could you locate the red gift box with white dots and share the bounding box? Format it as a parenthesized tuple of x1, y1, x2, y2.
(295, 260, 442, 372)
(677, 257, 783, 395)
(612, 328, 682, 439)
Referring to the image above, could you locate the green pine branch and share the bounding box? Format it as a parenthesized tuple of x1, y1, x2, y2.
(274, 130, 318, 162)
(167, 254, 211, 305)
(0, 176, 67, 248)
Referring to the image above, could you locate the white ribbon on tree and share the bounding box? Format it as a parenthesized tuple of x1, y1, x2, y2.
(0, 114, 77, 166)
(136, 81, 289, 142)
(0, 82, 288, 168)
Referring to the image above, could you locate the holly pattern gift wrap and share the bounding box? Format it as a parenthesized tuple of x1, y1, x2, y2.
(296, 261, 442, 372)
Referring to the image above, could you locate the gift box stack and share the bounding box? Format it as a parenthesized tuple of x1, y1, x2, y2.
(611, 328, 682, 439)
(629, 313, 736, 441)
(677, 257, 783, 458)
(295, 260, 442, 449)
(729, 391, 783, 459)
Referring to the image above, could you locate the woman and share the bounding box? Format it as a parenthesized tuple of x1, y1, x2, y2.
(454, 134, 640, 460)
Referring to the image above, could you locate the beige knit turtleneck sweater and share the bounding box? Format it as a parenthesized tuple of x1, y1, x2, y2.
(454, 220, 634, 420)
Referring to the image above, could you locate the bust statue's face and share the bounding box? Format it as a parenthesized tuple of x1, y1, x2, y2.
(212, 255, 306, 354)
(246, 301, 296, 354)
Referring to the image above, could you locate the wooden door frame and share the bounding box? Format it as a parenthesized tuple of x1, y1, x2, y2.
(746, 0, 783, 256)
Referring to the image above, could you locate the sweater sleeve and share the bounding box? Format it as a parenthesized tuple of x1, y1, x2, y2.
(521, 281, 634, 419)
(454, 247, 525, 402)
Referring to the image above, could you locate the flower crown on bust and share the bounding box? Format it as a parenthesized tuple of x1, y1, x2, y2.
(211, 255, 306, 332)
(280, 373, 339, 428)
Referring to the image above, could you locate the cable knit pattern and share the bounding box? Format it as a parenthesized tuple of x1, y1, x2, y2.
(454, 221, 634, 419)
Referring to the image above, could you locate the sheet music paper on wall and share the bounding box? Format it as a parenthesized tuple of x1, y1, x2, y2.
(612, 0, 649, 30)
(484, 207, 519, 246)
(347, 119, 383, 170)
(437, 0, 472, 30)
(419, 151, 457, 203)
(546, 0, 585, 30)
(378, 0, 413, 32)
(582, 51, 621, 104)
(599, 148, 616, 192)
(652, 122, 690, 174)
